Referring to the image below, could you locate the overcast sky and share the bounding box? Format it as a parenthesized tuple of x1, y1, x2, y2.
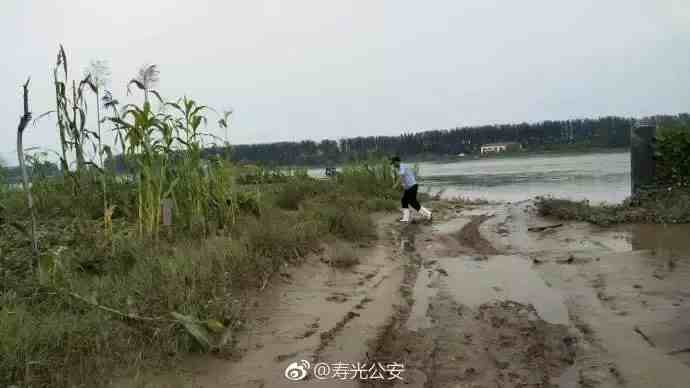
(2, 0, 690, 165)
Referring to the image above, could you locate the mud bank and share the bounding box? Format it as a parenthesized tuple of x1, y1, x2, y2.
(365, 208, 577, 388)
(366, 202, 690, 388)
(121, 201, 690, 388)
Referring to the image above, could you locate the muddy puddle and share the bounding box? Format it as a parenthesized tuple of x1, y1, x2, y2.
(437, 255, 570, 325)
(622, 223, 690, 255)
(578, 223, 690, 257)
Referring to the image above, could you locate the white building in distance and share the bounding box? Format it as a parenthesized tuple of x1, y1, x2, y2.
(480, 142, 521, 154)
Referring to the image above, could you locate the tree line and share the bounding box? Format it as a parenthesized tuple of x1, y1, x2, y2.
(4, 114, 690, 182)
(202, 115, 671, 166)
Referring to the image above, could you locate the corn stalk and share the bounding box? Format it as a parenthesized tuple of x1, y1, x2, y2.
(166, 97, 210, 234)
(84, 60, 111, 234)
(110, 102, 175, 238)
(53, 45, 92, 176)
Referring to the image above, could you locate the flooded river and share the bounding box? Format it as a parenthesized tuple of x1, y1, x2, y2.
(418, 151, 630, 204)
(309, 151, 631, 204)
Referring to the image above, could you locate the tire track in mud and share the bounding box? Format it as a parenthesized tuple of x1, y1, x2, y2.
(362, 209, 579, 388)
(360, 243, 424, 387)
(314, 296, 374, 361)
(568, 311, 626, 388)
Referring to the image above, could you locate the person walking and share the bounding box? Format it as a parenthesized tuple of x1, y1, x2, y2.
(391, 156, 432, 222)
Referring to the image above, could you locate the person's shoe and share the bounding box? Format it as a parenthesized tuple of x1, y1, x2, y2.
(399, 208, 410, 222)
(420, 207, 432, 220)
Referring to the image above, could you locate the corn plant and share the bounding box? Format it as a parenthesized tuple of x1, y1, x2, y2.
(53, 45, 92, 173)
(83, 60, 112, 223)
(110, 101, 175, 238)
(128, 64, 162, 105)
(83, 61, 110, 166)
(207, 157, 239, 231)
(164, 97, 209, 234)
(102, 90, 126, 169)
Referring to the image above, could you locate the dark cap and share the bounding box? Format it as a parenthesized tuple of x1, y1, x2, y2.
(390, 156, 401, 164)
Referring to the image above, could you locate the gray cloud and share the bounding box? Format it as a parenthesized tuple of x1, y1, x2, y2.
(2, 0, 689, 164)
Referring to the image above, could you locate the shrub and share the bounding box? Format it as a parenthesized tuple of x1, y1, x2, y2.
(274, 178, 333, 210)
(655, 125, 690, 188)
(337, 158, 398, 199)
(536, 189, 690, 226)
(311, 203, 376, 241)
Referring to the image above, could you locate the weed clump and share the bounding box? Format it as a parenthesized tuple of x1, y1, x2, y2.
(535, 189, 690, 226)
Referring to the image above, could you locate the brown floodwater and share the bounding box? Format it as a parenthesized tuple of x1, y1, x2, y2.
(419, 151, 631, 204)
(438, 255, 570, 325)
(622, 224, 690, 255)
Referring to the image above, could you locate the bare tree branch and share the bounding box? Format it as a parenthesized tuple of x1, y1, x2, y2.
(16, 77, 39, 263)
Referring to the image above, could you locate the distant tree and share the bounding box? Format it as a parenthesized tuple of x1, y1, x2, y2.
(0, 157, 5, 186)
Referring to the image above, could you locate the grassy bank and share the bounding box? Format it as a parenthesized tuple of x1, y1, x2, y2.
(535, 189, 690, 226)
(0, 165, 399, 387)
(0, 46, 406, 386)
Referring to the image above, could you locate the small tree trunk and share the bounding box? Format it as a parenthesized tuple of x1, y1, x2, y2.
(17, 77, 39, 263)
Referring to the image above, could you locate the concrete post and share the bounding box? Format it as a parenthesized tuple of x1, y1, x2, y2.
(630, 118, 656, 197)
(161, 198, 174, 226)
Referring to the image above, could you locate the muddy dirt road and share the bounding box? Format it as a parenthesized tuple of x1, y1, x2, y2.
(127, 201, 690, 388)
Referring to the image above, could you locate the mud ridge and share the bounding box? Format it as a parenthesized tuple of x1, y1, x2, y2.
(458, 214, 499, 254)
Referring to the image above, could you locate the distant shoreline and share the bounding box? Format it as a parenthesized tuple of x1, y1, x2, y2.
(302, 147, 630, 173)
(407, 147, 630, 165)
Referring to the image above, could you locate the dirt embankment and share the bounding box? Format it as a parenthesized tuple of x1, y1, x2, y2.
(123, 201, 690, 388)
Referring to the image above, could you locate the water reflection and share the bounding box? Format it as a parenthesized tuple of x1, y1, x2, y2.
(419, 152, 631, 204)
(626, 224, 690, 255)
(439, 255, 570, 325)
(309, 152, 632, 204)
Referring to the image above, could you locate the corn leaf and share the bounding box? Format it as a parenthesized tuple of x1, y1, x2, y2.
(170, 312, 211, 350)
(205, 319, 225, 333)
